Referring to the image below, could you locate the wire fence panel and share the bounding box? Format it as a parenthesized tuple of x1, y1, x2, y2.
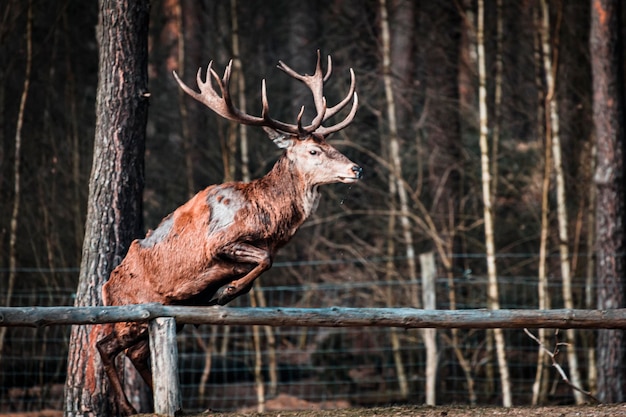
(0, 289, 74, 412)
(0, 273, 606, 412)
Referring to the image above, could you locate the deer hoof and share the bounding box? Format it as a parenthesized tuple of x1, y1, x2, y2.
(120, 402, 138, 416)
(216, 286, 237, 305)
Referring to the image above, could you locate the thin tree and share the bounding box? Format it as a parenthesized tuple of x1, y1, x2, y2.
(420, 2, 468, 401)
(591, 0, 625, 403)
(531, 2, 552, 404)
(63, 1, 150, 415)
(379, 0, 415, 399)
(539, 0, 585, 404)
(0, 0, 32, 367)
(441, 2, 476, 403)
(421, 1, 463, 275)
(477, 0, 512, 406)
(585, 140, 598, 394)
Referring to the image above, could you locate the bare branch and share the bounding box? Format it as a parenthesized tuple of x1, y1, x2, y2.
(524, 328, 599, 403)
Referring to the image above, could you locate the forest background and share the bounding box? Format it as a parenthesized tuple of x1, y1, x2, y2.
(0, 0, 625, 412)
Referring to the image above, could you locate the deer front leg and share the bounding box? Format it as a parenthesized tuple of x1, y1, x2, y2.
(213, 242, 272, 305)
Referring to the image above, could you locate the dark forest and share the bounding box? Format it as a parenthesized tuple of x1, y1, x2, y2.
(1, 0, 625, 412)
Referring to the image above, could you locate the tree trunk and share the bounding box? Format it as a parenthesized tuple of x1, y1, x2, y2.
(0, 0, 32, 369)
(539, 0, 585, 403)
(63, 1, 150, 415)
(477, 0, 512, 407)
(444, 2, 477, 403)
(531, 4, 552, 404)
(585, 140, 598, 394)
(379, 0, 415, 399)
(591, 0, 625, 403)
(421, 0, 462, 271)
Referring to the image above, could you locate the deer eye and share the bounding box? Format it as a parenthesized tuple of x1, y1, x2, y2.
(309, 149, 320, 156)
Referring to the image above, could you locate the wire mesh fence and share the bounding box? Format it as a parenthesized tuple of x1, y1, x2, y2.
(0, 268, 606, 413)
(0, 289, 73, 412)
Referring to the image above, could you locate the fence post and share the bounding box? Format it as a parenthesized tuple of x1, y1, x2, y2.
(420, 251, 438, 405)
(149, 317, 182, 416)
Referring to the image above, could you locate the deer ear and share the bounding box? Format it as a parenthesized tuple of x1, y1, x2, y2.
(262, 127, 293, 149)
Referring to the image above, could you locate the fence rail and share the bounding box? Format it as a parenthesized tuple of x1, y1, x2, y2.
(2, 305, 625, 414)
(0, 275, 617, 415)
(2, 305, 626, 329)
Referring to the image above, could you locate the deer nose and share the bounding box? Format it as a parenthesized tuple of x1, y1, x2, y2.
(352, 165, 363, 179)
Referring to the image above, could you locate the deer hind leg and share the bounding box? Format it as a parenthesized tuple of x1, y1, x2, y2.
(96, 322, 149, 416)
(213, 242, 272, 305)
(126, 339, 153, 390)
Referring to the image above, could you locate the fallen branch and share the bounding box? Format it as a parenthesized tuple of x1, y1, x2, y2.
(524, 328, 599, 403)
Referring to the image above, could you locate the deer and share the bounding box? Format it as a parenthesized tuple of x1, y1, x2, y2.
(96, 51, 361, 415)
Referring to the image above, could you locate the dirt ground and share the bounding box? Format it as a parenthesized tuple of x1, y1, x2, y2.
(4, 400, 626, 417)
(201, 404, 619, 417)
(3, 403, 626, 417)
(143, 403, 626, 417)
(129, 403, 626, 417)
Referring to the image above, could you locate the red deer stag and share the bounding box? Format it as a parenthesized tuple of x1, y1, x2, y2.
(97, 51, 360, 415)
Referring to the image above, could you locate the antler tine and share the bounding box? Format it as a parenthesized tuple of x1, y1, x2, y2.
(276, 52, 357, 136)
(323, 54, 332, 82)
(323, 68, 356, 121)
(315, 92, 358, 136)
(296, 106, 306, 135)
(174, 61, 251, 123)
(176, 60, 298, 133)
(261, 79, 270, 120)
(173, 63, 215, 108)
(218, 61, 235, 109)
(260, 78, 301, 134)
(277, 53, 327, 129)
(296, 97, 328, 135)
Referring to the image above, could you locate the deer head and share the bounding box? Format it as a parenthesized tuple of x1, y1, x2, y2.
(173, 51, 362, 187)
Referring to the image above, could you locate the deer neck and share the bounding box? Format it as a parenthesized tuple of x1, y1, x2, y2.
(258, 155, 321, 220)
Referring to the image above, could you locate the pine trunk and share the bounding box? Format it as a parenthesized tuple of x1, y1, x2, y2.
(591, 0, 625, 403)
(63, 1, 150, 415)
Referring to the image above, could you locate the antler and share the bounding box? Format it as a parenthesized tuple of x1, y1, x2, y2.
(173, 51, 358, 137)
(173, 61, 297, 133)
(277, 50, 358, 136)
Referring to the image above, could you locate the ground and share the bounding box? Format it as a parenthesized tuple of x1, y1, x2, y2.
(137, 403, 626, 417)
(143, 403, 626, 417)
(4, 403, 626, 417)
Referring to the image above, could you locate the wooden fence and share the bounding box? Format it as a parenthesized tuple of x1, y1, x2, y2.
(2, 305, 626, 415)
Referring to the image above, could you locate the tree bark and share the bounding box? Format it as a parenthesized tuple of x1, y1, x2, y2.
(63, 1, 150, 415)
(477, 0, 512, 407)
(591, 0, 625, 403)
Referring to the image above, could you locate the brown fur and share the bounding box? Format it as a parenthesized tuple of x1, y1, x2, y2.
(98, 139, 361, 415)
(98, 53, 361, 415)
